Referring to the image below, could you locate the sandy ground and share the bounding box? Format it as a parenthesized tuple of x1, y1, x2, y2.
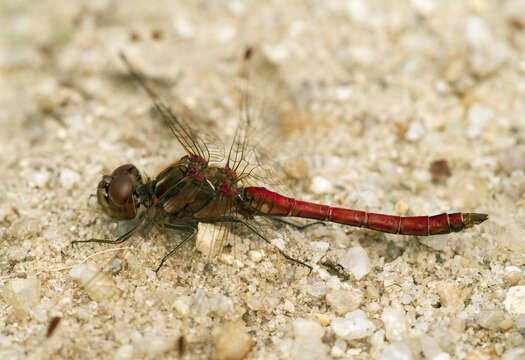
(1, 0, 525, 359)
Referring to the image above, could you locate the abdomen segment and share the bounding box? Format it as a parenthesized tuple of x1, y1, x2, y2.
(242, 187, 487, 236)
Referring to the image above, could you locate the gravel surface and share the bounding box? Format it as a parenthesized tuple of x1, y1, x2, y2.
(1, 1, 524, 359)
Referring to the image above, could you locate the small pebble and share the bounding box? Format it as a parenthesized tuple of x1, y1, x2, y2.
(311, 313, 331, 327)
(382, 306, 408, 342)
(283, 299, 295, 313)
(405, 122, 425, 141)
(310, 176, 333, 194)
(310, 241, 329, 252)
(1, 278, 41, 318)
(515, 313, 525, 331)
(346, 0, 369, 23)
(333, 86, 353, 101)
(445, 59, 466, 82)
(204, 263, 214, 272)
(228, 1, 246, 15)
(69, 262, 119, 302)
(339, 246, 371, 280)
(331, 338, 347, 357)
(502, 347, 525, 360)
(499, 315, 515, 331)
(173, 18, 194, 39)
(208, 294, 234, 316)
(478, 309, 506, 330)
(6, 246, 29, 264)
(436, 281, 464, 308)
(395, 200, 409, 216)
(104, 257, 122, 275)
(466, 16, 493, 48)
(434, 354, 451, 360)
(114, 344, 134, 360)
(370, 329, 385, 348)
(378, 342, 413, 360)
(400, 293, 412, 305)
(32, 303, 48, 322)
(173, 295, 191, 316)
(410, 0, 435, 15)
(504, 266, 522, 282)
(467, 103, 493, 139)
(271, 237, 286, 251)
(350, 121, 364, 136)
(13, 272, 27, 279)
(290, 336, 329, 359)
(305, 277, 328, 297)
(419, 334, 446, 360)
(331, 309, 375, 340)
(246, 293, 265, 311)
(326, 287, 364, 315)
(499, 221, 525, 252)
(504, 3, 525, 39)
(34, 79, 61, 114)
(33, 171, 50, 187)
(248, 250, 263, 263)
(283, 157, 309, 179)
(504, 286, 525, 315)
(386, 242, 404, 261)
(213, 321, 253, 360)
(216, 26, 235, 43)
(293, 319, 325, 339)
(219, 253, 235, 265)
(499, 145, 525, 174)
(135, 335, 172, 357)
(196, 222, 224, 257)
(261, 43, 290, 64)
(59, 168, 81, 190)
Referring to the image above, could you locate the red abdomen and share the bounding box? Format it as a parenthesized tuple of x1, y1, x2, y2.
(242, 187, 487, 236)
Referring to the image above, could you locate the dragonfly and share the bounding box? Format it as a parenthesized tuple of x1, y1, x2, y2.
(72, 51, 488, 274)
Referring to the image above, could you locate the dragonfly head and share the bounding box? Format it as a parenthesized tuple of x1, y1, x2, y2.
(97, 164, 143, 220)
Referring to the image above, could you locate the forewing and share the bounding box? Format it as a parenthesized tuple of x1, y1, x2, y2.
(224, 48, 300, 194)
(120, 53, 221, 162)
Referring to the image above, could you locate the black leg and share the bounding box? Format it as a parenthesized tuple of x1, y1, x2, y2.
(71, 225, 137, 246)
(267, 217, 326, 230)
(163, 224, 196, 232)
(155, 226, 196, 273)
(200, 217, 313, 273)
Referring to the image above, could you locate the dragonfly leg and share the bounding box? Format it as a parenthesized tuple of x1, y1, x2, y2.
(200, 217, 313, 273)
(163, 224, 196, 232)
(71, 224, 137, 246)
(155, 225, 196, 273)
(267, 217, 326, 230)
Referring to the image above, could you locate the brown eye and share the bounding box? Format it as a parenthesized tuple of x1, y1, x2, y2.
(108, 174, 133, 205)
(111, 164, 135, 177)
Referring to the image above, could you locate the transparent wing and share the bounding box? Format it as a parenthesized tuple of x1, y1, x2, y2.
(120, 53, 219, 162)
(168, 103, 225, 164)
(226, 49, 300, 194)
(227, 48, 274, 185)
(225, 49, 253, 175)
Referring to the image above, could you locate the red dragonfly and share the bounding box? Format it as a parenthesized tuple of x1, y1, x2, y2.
(73, 51, 487, 273)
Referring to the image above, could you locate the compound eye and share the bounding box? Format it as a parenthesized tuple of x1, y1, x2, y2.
(111, 164, 135, 177)
(108, 174, 133, 205)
